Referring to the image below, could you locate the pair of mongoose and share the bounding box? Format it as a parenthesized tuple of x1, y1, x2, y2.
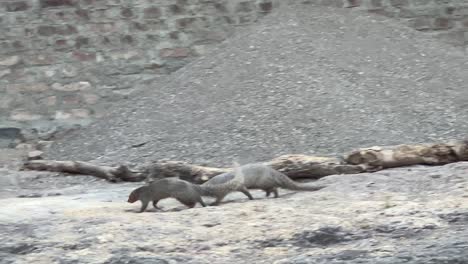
(128, 163, 246, 212)
(128, 163, 325, 212)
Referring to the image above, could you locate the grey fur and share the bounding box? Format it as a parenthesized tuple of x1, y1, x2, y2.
(128, 178, 207, 212)
(204, 163, 325, 200)
(128, 164, 251, 211)
(199, 162, 254, 206)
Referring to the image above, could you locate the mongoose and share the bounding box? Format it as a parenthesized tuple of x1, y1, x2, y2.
(128, 163, 250, 211)
(128, 178, 207, 212)
(199, 162, 253, 206)
(203, 163, 325, 200)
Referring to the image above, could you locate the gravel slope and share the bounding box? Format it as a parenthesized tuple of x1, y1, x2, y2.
(47, 3, 468, 166)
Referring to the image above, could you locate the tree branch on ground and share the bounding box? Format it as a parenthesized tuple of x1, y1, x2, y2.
(344, 140, 468, 171)
(21, 139, 468, 183)
(23, 160, 144, 182)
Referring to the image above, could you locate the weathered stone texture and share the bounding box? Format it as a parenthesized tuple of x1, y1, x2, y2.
(0, 0, 279, 142)
(318, 0, 468, 44)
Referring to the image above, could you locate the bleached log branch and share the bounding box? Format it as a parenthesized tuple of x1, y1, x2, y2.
(344, 140, 468, 171)
(22, 139, 468, 183)
(23, 160, 144, 182)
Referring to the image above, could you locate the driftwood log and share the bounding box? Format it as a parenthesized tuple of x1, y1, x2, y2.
(22, 139, 468, 183)
(145, 160, 230, 183)
(144, 155, 366, 183)
(23, 160, 144, 182)
(344, 140, 468, 171)
(265, 155, 365, 179)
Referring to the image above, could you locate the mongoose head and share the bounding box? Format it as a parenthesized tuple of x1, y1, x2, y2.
(127, 188, 141, 203)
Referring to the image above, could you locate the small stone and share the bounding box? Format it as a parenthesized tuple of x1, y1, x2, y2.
(15, 143, 35, 151)
(28, 54, 55, 65)
(82, 93, 99, 104)
(37, 25, 57, 36)
(143, 7, 161, 19)
(160, 48, 191, 58)
(259, 2, 273, 12)
(46, 192, 62, 197)
(0, 69, 11, 78)
(202, 223, 220, 227)
(389, 0, 408, 7)
(6, 1, 29, 12)
(36, 140, 54, 151)
(0, 56, 21, 66)
(6, 83, 49, 93)
(175, 17, 198, 29)
(62, 94, 81, 105)
(345, 0, 361, 8)
(45, 70, 55, 77)
(121, 7, 133, 17)
(192, 45, 208, 56)
(28, 150, 44, 160)
(40, 0, 75, 8)
(236, 2, 253, 12)
(54, 111, 72, 120)
(114, 50, 140, 60)
(17, 193, 43, 198)
(75, 36, 89, 49)
(71, 108, 91, 118)
(10, 110, 42, 121)
(75, 8, 89, 19)
(52, 81, 91, 91)
(0, 96, 14, 109)
(25, 83, 49, 92)
(62, 66, 78, 77)
(42, 96, 57, 106)
(433, 17, 453, 29)
(0, 127, 22, 148)
(72, 51, 96, 61)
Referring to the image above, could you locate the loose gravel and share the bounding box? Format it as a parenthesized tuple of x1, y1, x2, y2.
(47, 3, 468, 166)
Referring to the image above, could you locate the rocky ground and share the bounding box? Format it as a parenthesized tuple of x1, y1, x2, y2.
(46, 3, 468, 166)
(1, 152, 468, 263)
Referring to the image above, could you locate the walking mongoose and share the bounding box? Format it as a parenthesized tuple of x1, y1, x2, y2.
(128, 178, 207, 212)
(203, 163, 325, 200)
(128, 163, 250, 211)
(199, 162, 253, 206)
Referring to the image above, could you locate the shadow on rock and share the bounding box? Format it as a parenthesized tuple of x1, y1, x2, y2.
(292, 226, 369, 247)
(438, 211, 468, 225)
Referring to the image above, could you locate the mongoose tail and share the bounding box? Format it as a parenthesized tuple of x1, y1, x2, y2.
(272, 170, 325, 191)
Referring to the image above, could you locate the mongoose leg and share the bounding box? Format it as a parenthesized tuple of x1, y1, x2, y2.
(176, 198, 196, 208)
(152, 200, 161, 209)
(272, 188, 279, 198)
(139, 200, 149, 213)
(186, 203, 196, 208)
(198, 198, 207, 207)
(210, 195, 226, 206)
(240, 187, 254, 200)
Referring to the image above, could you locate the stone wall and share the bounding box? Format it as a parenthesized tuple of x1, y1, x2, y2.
(1, 0, 467, 147)
(309, 0, 468, 47)
(0, 0, 276, 146)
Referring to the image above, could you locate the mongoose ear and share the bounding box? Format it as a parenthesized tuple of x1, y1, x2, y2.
(232, 160, 245, 180)
(231, 158, 241, 168)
